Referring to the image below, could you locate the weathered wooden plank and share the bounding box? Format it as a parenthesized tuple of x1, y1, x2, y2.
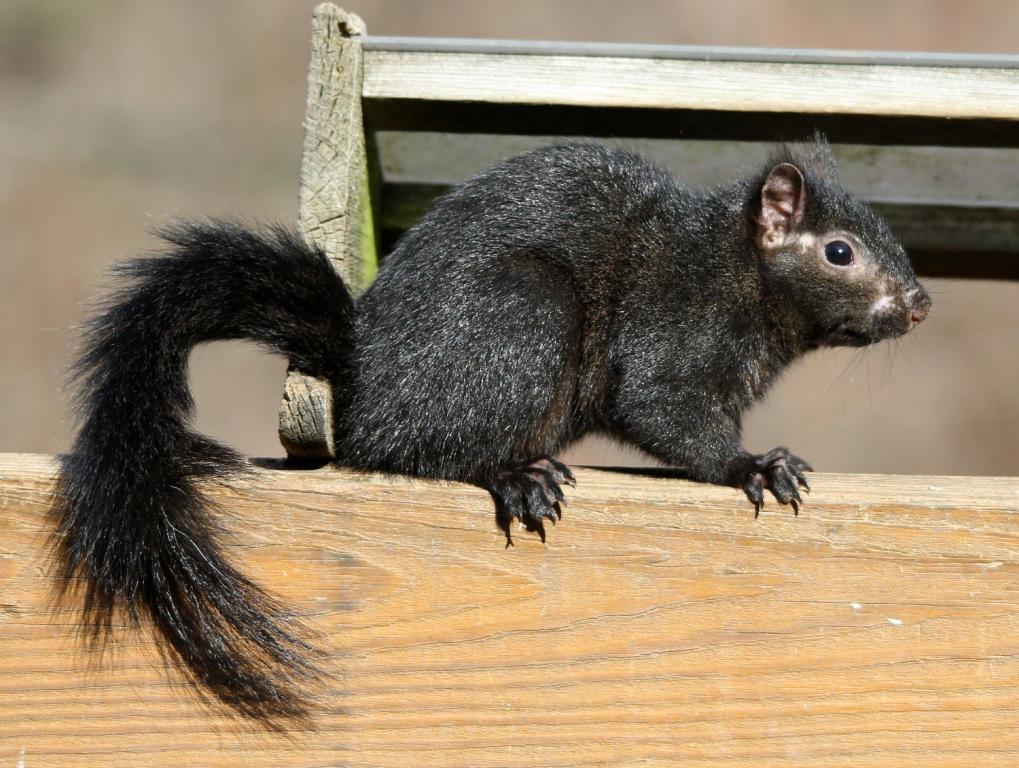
(299, 3, 370, 290)
(3, 453, 1018, 766)
(280, 2, 367, 460)
(871, 202, 1019, 279)
(278, 369, 335, 458)
(374, 133, 1019, 207)
(361, 48, 1019, 146)
(872, 202, 1019, 253)
(362, 50, 1019, 120)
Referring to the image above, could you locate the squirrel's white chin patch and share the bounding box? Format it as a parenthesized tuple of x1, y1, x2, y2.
(869, 294, 896, 316)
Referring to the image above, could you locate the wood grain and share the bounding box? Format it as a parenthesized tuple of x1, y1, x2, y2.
(280, 3, 366, 460)
(3, 453, 1018, 766)
(278, 368, 335, 458)
(362, 50, 1019, 121)
(298, 3, 368, 290)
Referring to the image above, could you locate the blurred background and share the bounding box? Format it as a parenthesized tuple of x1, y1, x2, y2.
(1, 0, 1017, 475)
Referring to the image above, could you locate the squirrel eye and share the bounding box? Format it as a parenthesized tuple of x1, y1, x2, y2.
(824, 240, 854, 266)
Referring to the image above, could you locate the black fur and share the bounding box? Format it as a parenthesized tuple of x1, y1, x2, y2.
(54, 138, 929, 723)
(53, 222, 354, 723)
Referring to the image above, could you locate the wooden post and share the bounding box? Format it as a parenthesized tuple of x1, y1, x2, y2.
(279, 3, 373, 459)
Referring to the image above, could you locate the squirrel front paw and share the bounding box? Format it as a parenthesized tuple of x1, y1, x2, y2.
(739, 447, 812, 517)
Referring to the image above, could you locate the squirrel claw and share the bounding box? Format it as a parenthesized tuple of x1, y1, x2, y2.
(741, 448, 812, 516)
(530, 455, 576, 487)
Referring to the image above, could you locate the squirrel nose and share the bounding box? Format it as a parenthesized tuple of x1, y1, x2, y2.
(908, 305, 928, 328)
(906, 286, 932, 330)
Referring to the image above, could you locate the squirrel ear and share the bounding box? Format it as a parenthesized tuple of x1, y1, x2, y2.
(757, 162, 805, 246)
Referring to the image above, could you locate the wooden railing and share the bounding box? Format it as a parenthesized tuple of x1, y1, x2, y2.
(3, 453, 1018, 766)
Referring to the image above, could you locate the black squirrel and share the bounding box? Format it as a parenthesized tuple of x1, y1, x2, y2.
(51, 136, 930, 724)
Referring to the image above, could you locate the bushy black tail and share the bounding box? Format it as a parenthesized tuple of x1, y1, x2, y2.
(52, 220, 354, 724)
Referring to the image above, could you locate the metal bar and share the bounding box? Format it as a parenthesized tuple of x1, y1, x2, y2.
(362, 35, 1019, 70)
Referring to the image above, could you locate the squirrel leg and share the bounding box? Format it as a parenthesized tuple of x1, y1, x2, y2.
(486, 456, 576, 543)
(609, 389, 811, 515)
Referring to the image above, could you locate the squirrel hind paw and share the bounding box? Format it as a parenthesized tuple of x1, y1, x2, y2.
(524, 455, 576, 488)
(487, 457, 574, 542)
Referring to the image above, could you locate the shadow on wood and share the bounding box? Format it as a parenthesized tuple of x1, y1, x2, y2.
(2, 453, 1018, 766)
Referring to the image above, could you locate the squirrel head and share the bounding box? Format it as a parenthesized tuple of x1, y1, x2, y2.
(750, 135, 931, 347)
